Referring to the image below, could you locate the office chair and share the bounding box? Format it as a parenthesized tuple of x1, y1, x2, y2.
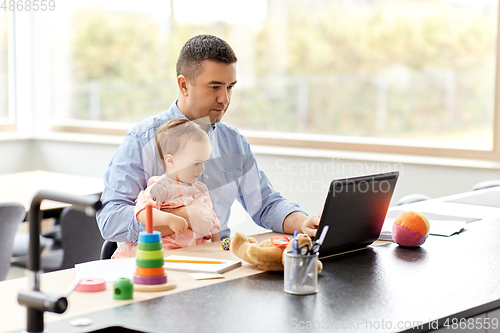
(471, 180, 500, 191)
(12, 231, 54, 258)
(0, 203, 26, 281)
(12, 207, 65, 258)
(18, 193, 102, 257)
(100, 240, 118, 260)
(396, 194, 431, 206)
(11, 206, 105, 272)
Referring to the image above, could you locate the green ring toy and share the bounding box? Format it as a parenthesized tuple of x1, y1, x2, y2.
(136, 249, 164, 260)
(138, 242, 163, 251)
(135, 258, 165, 268)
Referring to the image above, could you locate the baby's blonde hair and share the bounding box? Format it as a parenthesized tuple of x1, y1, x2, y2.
(156, 118, 208, 168)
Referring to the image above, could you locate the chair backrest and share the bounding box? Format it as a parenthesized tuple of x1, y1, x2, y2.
(0, 203, 26, 281)
(58, 206, 105, 270)
(472, 180, 500, 191)
(100, 240, 118, 260)
(396, 194, 431, 206)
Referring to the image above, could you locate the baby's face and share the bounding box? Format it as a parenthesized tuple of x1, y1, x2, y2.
(170, 138, 211, 184)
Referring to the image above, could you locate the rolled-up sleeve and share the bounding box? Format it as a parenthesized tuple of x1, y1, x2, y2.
(236, 138, 306, 233)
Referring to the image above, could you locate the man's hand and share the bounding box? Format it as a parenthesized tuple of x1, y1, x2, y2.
(283, 211, 321, 238)
(186, 196, 218, 237)
(302, 214, 321, 237)
(211, 232, 221, 242)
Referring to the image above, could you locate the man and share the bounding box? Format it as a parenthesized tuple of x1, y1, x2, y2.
(97, 34, 320, 244)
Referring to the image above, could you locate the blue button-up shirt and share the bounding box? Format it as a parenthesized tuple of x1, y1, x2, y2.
(97, 101, 305, 244)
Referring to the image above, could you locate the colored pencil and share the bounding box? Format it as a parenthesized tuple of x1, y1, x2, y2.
(164, 259, 222, 264)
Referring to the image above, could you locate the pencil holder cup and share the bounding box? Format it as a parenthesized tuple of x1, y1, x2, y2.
(284, 251, 319, 295)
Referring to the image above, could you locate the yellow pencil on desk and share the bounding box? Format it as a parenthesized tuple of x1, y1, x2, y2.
(164, 259, 223, 264)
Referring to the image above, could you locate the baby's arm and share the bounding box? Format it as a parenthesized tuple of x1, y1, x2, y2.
(136, 208, 188, 236)
(135, 181, 188, 236)
(160, 206, 192, 229)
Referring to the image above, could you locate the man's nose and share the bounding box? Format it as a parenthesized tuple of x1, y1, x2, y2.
(217, 88, 230, 105)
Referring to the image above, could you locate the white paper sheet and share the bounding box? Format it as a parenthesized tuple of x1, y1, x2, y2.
(74, 258, 136, 281)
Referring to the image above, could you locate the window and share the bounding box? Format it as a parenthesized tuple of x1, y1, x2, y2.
(43, 0, 500, 158)
(49, 1, 174, 123)
(227, 0, 498, 151)
(49, 0, 267, 125)
(0, 11, 8, 120)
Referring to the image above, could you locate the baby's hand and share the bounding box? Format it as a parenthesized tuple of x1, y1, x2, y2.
(168, 215, 188, 236)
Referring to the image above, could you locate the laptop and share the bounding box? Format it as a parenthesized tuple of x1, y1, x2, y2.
(315, 171, 399, 258)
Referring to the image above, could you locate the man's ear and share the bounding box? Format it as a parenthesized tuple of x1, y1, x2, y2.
(178, 75, 189, 97)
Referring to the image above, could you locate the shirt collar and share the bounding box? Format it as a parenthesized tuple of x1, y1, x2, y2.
(172, 100, 216, 135)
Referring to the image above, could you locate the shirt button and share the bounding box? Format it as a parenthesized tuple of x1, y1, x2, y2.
(152, 197, 156, 201)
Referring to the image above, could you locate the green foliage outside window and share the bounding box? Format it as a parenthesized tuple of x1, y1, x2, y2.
(68, 1, 496, 145)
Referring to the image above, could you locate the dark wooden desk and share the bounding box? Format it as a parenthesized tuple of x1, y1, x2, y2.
(36, 218, 500, 333)
(5, 188, 500, 333)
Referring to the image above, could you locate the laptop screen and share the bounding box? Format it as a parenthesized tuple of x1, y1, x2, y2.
(316, 171, 399, 258)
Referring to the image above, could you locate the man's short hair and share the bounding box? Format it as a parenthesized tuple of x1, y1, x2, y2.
(176, 34, 238, 82)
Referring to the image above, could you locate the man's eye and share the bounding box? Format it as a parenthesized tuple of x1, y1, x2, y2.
(194, 162, 200, 166)
(210, 86, 219, 89)
(228, 85, 234, 90)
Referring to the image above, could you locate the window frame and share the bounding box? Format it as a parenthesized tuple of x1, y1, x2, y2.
(0, 11, 15, 130)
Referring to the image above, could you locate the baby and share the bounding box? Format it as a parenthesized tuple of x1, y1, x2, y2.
(112, 118, 220, 258)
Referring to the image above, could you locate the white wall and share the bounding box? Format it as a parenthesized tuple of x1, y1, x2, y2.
(3, 137, 500, 206)
(29, 138, 120, 178)
(2, 137, 500, 235)
(0, 138, 34, 173)
(255, 154, 500, 214)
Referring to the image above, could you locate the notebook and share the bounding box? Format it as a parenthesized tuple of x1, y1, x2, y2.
(445, 191, 500, 208)
(380, 218, 466, 239)
(379, 210, 478, 240)
(163, 255, 242, 274)
(315, 171, 399, 258)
